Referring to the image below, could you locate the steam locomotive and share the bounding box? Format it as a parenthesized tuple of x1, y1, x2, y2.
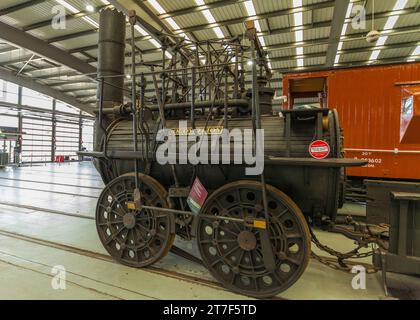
(82, 8, 366, 298)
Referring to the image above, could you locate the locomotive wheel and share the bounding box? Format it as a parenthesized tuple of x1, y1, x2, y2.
(96, 173, 175, 267)
(196, 180, 311, 298)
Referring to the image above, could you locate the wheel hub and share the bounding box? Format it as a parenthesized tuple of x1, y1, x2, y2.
(237, 230, 257, 251)
(123, 212, 136, 229)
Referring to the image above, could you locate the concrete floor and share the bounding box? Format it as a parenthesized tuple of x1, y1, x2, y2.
(0, 162, 418, 300)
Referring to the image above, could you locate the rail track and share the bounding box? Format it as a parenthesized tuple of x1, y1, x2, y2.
(0, 184, 99, 198)
(0, 173, 373, 299)
(0, 177, 103, 190)
(2, 169, 104, 183)
(0, 200, 283, 299)
(0, 228, 285, 300)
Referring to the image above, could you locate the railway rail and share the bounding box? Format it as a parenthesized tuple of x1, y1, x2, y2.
(0, 184, 99, 199)
(0, 200, 378, 282)
(0, 228, 284, 300)
(0, 177, 103, 190)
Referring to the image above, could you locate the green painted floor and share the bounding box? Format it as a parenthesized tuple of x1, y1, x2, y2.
(0, 162, 416, 300)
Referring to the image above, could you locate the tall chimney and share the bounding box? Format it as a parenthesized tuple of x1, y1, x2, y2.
(97, 8, 126, 105)
(94, 8, 126, 182)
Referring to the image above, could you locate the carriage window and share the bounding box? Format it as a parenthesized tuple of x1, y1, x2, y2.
(289, 77, 327, 109)
(402, 97, 413, 116)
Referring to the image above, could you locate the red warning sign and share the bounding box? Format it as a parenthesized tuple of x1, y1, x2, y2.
(309, 140, 330, 159)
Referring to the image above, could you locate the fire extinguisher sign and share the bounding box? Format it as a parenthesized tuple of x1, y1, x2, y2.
(309, 140, 330, 159)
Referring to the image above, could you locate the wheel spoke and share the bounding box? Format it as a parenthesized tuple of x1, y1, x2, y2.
(218, 225, 240, 237)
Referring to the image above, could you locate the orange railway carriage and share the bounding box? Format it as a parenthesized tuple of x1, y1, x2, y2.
(282, 62, 420, 180)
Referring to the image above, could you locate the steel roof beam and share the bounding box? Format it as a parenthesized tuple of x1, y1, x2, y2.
(49, 80, 95, 87)
(30, 30, 420, 80)
(132, 0, 199, 43)
(21, 4, 109, 32)
(0, 101, 94, 119)
(0, 20, 96, 77)
(334, 55, 420, 67)
(325, 0, 350, 67)
(47, 30, 99, 44)
(158, 0, 249, 19)
(0, 67, 94, 114)
(59, 22, 419, 60)
(0, 0, 45, 16)
(172, 1, 335, 34)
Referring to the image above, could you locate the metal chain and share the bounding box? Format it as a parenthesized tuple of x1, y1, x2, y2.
(309, 225, 379, 274)
(311, 251, 378, 274)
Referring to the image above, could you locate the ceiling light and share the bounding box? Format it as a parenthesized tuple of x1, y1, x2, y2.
(335, 3, 354, 67)
(213, 27, 224, 39)
(393, 0, 408, 10)
(407, 59, 415, 62)
(135, 25, 149, 36)
(341, 23, 349, 36)
(297, 58, 304, 67)
(85, 4, 94, 12)
(345, 3, 353, 18)
(334, 55, 340, 65)
(369, 49, 380, 61)
(244, 1, 266, 50)
(166, 18, 180, 30)
(294, 12, 303, 26)
(295, 30, 303, 43)
(412, 45, 420, 56)
(376, 36, 388, 46)
(258, 36, 266, 47)
(149, 39, 161, 48)
(296, 47, 303, 55)
(293, 0, 303, 26)
(126, 74, 131, 79)
(202, 9, 216, 24)
(194, 0, 223, 38)
(179, 32, 191, 41)
(82, 16, 99, 28)
(383, 15, 398, 30)
(148, 0, 165, 15)
(293, 0, 304, 68)
(55, 1, 99, 28)
(293, 0, 302, 8)
(247, 60, 253, 66)
(55, 0, 79, 14)
(149, 0, 190, 40)
(244, 1, 257, 16)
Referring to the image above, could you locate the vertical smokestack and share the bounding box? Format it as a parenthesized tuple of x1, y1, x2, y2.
(97, 8, 126, 105)
(94, 8, 126, 183)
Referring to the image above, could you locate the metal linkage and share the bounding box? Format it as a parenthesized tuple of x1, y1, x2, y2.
(308, 217, 389, 273)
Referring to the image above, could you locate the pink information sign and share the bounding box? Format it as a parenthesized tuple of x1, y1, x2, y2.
(187, 177, 208, 214)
